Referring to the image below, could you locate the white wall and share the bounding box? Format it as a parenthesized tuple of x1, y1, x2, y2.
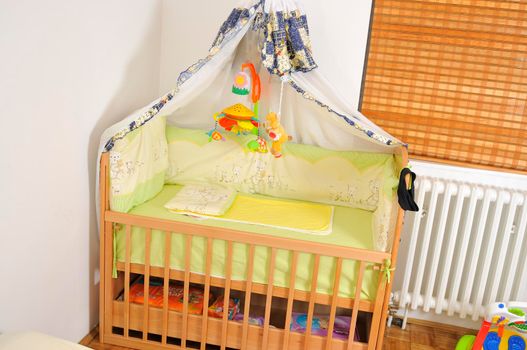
(158, 0, 373, 110)
(0, 0, 162, 342)
(159, 0, 239, 94)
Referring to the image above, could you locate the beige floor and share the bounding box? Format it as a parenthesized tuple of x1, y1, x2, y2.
(383, 321, 477, 350)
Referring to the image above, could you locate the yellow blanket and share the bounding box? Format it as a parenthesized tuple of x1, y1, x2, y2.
(170, 194, 334, 235)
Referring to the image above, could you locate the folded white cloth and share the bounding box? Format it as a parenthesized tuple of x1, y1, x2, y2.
(0, 332, 90, 350)
(164, 184, 237, 216)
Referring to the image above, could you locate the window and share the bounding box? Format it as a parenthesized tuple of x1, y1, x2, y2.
(361, 0, 527, 172)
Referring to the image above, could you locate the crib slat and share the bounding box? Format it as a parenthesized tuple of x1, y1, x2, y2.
(220, 241, 233, 350)
(348, 262, 366, 350)
(142, 228, 151, 341)
(181, 235, 193, 348)
(262, 248, 277, 350)
(200, 238, 213, 350)
(124, 224, 132, 338)
(304, 254, 320, 350)
(368, 267, 388, 350)
(325, 258, 343, 350)
(241, 244, 255, 350)
(282, 251, 299, 350)
(161, 231, 172, 345)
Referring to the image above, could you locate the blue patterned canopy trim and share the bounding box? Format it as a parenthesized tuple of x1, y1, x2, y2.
(104, 6, 258, 152)
(103, 91, 176, 151)
(289, 80, 404, 147)
(211, 7, 253, 49)
(261, 10, 317, 76)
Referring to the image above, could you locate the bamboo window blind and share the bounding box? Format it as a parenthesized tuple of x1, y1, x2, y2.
(361, 0, 527, 172)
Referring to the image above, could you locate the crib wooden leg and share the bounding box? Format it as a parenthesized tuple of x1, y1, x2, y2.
(368, 269, 388, 350)
(99, 152, 109, 343)
(376, 277, 393, 350)
(99, 232, 105, 343)
(377, 206, 406, 350)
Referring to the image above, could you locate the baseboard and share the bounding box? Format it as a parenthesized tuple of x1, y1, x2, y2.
(79, 326, 98, 346)
(406, 318, 478, 334)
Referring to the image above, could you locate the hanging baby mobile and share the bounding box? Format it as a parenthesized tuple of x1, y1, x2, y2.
(208, 61, 291, 158)
(208, 62, 267, 153)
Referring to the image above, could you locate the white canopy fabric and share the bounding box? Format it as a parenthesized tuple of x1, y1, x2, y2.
(96, 0, 406, 249)
(99, 0, 404, 157)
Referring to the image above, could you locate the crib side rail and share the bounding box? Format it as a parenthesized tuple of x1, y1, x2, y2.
(102, 216, 390, 350)
(106, 211, 390, 264)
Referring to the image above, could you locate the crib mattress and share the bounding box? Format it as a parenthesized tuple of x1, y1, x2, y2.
(114, 185, 379, 300)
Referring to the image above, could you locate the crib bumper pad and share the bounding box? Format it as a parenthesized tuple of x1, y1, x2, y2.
(164, 183, 237, 216)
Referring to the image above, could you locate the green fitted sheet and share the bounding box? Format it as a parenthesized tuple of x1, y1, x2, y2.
(115, 185, 379, 300)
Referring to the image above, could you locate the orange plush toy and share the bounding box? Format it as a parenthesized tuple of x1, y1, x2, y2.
(266, 112, 292, 158)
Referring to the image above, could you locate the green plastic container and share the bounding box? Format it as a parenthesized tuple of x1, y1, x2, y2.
(456, 335, 476, 350)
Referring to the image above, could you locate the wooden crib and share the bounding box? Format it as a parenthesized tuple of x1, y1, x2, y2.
(98, 150, 408, 350)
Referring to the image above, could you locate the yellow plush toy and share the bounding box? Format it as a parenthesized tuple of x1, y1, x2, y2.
(266, 112, 292, 158)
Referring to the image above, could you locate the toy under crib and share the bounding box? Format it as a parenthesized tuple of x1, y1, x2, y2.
(456, 302, 527, 350)
(120, 277, 362, 342)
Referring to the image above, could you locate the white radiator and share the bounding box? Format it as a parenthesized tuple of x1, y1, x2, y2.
(392, 161, 527, 325)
